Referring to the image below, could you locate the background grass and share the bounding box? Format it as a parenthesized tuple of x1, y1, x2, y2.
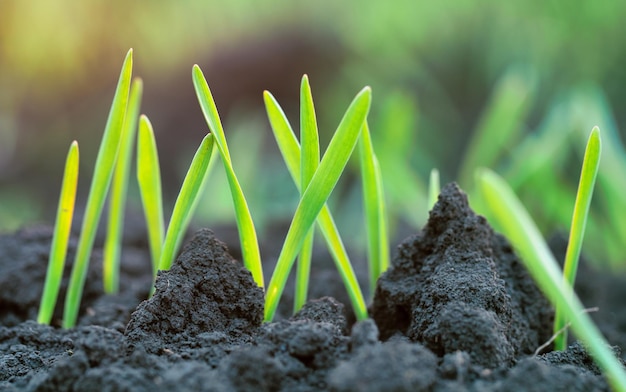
(2, 1, 626, 270)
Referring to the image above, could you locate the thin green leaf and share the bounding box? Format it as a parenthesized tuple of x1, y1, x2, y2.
(428, 168, 440, 211)
(137, 115, 165, 278)
(103, 78, 143, 294)
(63, 49, 133, 328)
(476, 168, 626, 391)
(300, 75, 320, 189)
(294, 75, 320, 312)
(263, 90, 367, 321)
(38, 141, 79, 325)
(264, 86, 372, 322)
(192, 65, 264, 288)
(263, 92, 300, 175)
(159, 134, 214, 271)
(295, 233, 314, 313)
(359, 121, 389, 295)
(553, 127, 601, 350)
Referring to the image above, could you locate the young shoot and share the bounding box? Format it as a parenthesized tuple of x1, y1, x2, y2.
(359, 121, 389, 296)
(37, 141, 79, 325)
(136, 115, 165, 277)
(294, 75, 319, 312)
(63, 49, 133, 329)
(158, 133, 214, 271)
(192, 65, 264, 288)
(136, 115, 214, 282)
(553, 126, 601, 350)
(476, 167, 626, 391)
(103, 78, 143, 294)
(264, 88, 368, 322)
(264, 86, 372, 322)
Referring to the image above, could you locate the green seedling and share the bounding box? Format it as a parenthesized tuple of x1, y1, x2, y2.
(264, 89, 368, 321)
(192, 65, 264, 288)
(136, 115, 164, 277)
(63, 49, 133, 328)
(263, 85, 372, 322)
(158, 133, 214, 271)
(428, 168, 440, 210)
(294, 75, 319, 312)
(136, 116, 214, 281)
(359, 121, 389, 296)
(553, 126, 601, 350)
(573, 87, 626, 267)
(103, 78, 143, 294)
(476, 164, 626, 391)
(37, 141, 79, 325)
(497, 88, 625, 268)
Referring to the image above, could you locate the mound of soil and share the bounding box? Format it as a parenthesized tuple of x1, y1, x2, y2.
(0, 183, 623, 391)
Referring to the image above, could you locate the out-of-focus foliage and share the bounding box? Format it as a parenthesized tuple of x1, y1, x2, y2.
(2, 1, 626, 267)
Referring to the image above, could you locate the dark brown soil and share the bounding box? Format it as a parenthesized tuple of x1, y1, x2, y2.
(0, 184, 623, 391)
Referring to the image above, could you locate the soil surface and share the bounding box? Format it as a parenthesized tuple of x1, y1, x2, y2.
(1, 183, 624, 391)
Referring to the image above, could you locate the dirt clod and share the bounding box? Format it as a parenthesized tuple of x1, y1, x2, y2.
(372, 183, 553, 367)
(0, 184, 621, 390)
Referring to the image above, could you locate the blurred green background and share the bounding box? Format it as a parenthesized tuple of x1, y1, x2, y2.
(2, 0, 626, 267)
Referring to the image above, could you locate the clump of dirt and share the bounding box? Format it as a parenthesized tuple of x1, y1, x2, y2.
(372, 183, 554, 367)
(0, 226, 102, 326)
(125, 228, 264, 357)
(0, 183, 621, 391)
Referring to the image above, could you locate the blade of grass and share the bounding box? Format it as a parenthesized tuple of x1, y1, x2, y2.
(476, 168, 626, 391)
(63, 49, 133, 328)
(192, 65, 264, 288)
(264, 86, 372, 322)
(359, 121, 389, 295)
(428, 168, 440, 211)
(103, 77, 143, 294)
(136, 115, 165, 278)
(158, 133, 214, 271)
(294, 75, 320, 312)
(553, 127, 601, 350)
(264, 90, 367, 321)
(38, 141, 79, 325)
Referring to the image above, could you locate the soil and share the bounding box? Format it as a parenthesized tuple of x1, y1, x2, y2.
(1, 183, 624, 391)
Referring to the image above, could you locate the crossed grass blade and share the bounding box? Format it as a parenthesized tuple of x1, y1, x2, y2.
(553, 126, 601, 350)
(264, 86, 372, 322)
(192, 65, 264, 288)
(136, 115, 165, 277)
(63, 49, 133, 328)
(37, 141, 79, 325)
(263, 89, 368, 321)
(476, 168, 626, 391)
(103, 78, 143, 294)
